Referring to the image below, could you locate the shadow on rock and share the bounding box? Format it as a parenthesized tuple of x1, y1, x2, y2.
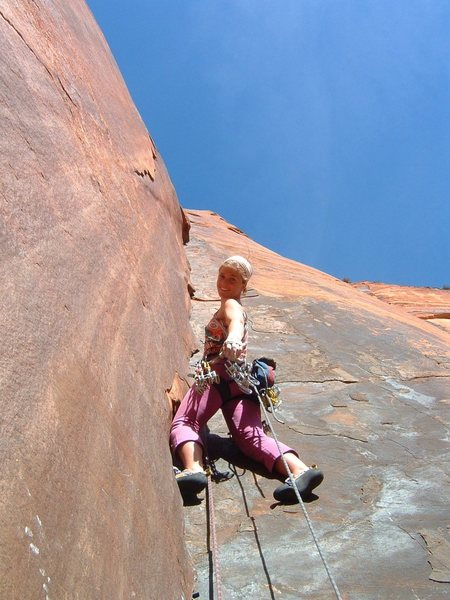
(182, 494, 204, 507)
(205, 432, 280, 481)
(270, 492, 320, 509)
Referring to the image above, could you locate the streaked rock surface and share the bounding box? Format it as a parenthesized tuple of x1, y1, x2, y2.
(351, 281, 450, 335)
(0, 2, 193, 598)
(182, 209, 450, 600)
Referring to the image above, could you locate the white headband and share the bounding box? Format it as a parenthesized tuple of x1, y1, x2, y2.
(220, 255, 253, 282)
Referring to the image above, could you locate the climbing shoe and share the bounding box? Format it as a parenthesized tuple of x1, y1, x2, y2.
(174, 467, 208, 496)
(273, 467, 324, 504)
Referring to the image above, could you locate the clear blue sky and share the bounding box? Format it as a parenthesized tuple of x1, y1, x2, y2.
(87, 0, 449, 288)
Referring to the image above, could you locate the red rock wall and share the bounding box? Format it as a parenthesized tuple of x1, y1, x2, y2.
(351, 281, 450, 333)
(0, 1, 194, 598)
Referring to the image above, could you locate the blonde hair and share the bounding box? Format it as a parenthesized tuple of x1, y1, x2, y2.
(220, 255, 253, 282)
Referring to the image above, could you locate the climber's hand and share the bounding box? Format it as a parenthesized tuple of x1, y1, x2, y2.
(223, 335, 243, 361)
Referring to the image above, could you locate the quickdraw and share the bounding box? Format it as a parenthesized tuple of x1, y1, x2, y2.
(224, 360, 284, 421)
(223, 360, 255, 394)
(193, 359, 220, 394)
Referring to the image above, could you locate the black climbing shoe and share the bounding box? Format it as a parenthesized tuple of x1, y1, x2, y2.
(174, 468, 208, 496)
(273, 467, 324, 504)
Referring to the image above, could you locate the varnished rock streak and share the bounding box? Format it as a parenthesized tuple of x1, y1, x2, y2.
(183, 209, 450, 600)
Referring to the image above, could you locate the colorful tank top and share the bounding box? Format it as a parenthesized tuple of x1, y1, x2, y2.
(204, 311, 248, 360)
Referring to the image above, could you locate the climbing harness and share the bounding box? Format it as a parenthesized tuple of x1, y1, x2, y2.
(227, 361, 343, 600)
(192, 357, 283, 421)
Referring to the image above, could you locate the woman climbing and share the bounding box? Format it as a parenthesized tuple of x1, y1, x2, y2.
(170, 255, 323, 504)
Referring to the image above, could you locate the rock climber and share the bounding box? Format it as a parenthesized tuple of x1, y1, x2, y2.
(170, 255, 323, 504)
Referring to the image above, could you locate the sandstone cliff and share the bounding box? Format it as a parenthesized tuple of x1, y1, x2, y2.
(183, 210, 450, 600)
(351, 281, 450, 334)
(2, 2, 450, 599)
(1, 1, 194, 598)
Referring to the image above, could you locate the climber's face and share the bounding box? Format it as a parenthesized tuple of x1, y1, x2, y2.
(216, 266, 246, 300)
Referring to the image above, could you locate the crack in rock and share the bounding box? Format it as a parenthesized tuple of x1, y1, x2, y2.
(1, 10, 80, 113)
(1, 10, 54, 82)
(134, 168, 155, 181)
(286, 424, 368, 443)
(419, 529, 450, 583)
(281, 377, 358, 384)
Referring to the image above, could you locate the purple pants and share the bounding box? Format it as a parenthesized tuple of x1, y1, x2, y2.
(170, 364, 296, 473)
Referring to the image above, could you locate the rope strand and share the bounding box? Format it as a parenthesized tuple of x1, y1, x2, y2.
(253, 382, 343, 600)
(206, 475, 223, 600)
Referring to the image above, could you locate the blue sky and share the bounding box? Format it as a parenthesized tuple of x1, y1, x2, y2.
(87, 1, 449, 288)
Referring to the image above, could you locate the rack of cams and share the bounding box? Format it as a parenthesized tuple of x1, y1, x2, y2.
(193, 359, 283, 417)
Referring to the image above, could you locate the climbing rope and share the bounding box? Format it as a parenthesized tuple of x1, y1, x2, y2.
(203, 435, 233, 600)
(206, 474, 223, 600)
(249, 376, 343, 600)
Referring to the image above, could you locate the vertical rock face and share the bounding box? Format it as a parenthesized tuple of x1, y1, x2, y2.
(1, 1, 194, 598)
